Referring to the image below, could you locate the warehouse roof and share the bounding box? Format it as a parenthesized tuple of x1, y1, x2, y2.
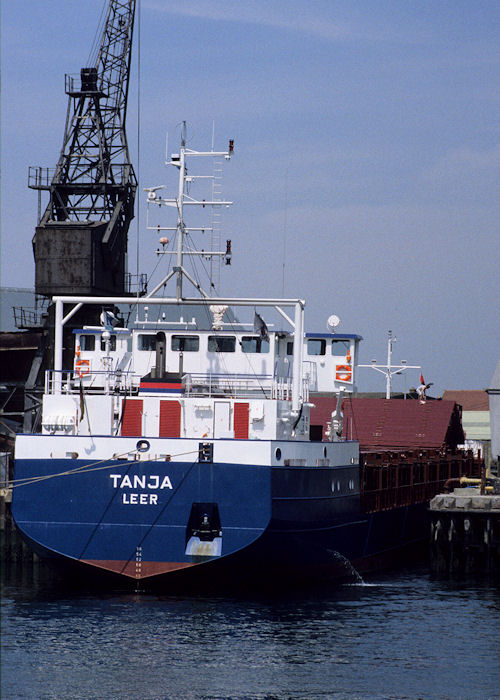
(442, 390, 489, 411)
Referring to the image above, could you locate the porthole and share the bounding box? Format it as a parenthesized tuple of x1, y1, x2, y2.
(337, 480, 341, 492)
(349, 479, 355, 490)
(136, 439, 150, 453)
(323, 446, 327, 458)
(275, 448, 282, 461)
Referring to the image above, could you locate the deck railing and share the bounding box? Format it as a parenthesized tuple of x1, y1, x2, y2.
(182, 373, 306, 401)
(45, 370, 141, 395)
(44, 369, 304, 402)
(183, 373, 274, 398)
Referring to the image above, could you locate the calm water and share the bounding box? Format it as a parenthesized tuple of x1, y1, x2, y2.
(1, 563, 499, 700)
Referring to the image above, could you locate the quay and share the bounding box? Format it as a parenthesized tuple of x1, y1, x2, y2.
(1, 454, 38, 565)
(429, 478, 500, 575)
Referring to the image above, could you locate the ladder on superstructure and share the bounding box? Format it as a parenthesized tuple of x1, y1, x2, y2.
(209, 157, 224, 292)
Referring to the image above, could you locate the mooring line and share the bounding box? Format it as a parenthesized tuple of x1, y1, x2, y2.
(8, 447, 201, 489)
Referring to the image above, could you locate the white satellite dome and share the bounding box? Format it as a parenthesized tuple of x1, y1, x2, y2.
(327, 314, 340, 333)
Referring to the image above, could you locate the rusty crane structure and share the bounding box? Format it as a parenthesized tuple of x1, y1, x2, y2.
(8, 0, 139, 435)
(29, 0, 138, 297)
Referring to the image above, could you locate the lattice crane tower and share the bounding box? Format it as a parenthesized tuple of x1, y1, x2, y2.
(30, 0, 137, 296)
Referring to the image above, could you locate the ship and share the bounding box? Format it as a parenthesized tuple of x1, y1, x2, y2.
(10, 127, 476, 590)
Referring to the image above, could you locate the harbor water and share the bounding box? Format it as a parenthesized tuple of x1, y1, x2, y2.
(1, 563, 499, 700)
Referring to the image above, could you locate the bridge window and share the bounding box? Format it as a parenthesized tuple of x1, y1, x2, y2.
(307, 338, 326, 356)
(138, 334, 156, 351)
(332, 339, 350, 356)
(208, 336, 236, 353)
(79, 335, 95, 351)
(171, 335, 199, 352)
(241, 336, 269, 353)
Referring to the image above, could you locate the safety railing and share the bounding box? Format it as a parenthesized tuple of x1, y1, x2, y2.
(28, 166, 56, 190)
(44, 369, 308, 404)
(13, 306, 46, 329)
(45, 369, 141, 396)
(183, 373, 274, 399)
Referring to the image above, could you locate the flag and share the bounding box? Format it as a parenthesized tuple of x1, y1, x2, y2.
(254, 311, 269, 341)
(420, 373, 425, 385)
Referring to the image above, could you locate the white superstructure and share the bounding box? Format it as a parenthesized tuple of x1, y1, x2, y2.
(42, 126, 360, 446)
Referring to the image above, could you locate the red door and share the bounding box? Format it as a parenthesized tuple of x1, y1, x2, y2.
(159, 400, 182, 437)
(121, 399, 143, 436)
(234, 402, 249, 439)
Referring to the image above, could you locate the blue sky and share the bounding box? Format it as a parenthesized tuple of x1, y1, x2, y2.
(1, 0, 499, 395)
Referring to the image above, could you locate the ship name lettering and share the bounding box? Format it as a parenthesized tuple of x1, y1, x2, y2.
(109, 474, 173, 490)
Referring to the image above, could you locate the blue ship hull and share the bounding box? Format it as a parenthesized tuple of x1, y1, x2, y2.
(11, 441, 430, 588)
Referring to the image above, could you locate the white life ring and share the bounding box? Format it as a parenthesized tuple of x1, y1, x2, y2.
(335, 364, 352, 382)
(76, 359, 90, 378)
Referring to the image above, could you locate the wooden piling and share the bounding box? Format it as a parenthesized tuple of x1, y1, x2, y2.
(0, 452, 39, 566)
(429, 489, 500, 574)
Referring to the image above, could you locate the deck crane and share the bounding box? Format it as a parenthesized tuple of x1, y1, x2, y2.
(29, 0, 138, 297)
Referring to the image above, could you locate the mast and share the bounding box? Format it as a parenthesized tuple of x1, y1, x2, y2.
(175, 122, 188, 300)
(358, 330, 420, 398)
(145, 122, 234, 300)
